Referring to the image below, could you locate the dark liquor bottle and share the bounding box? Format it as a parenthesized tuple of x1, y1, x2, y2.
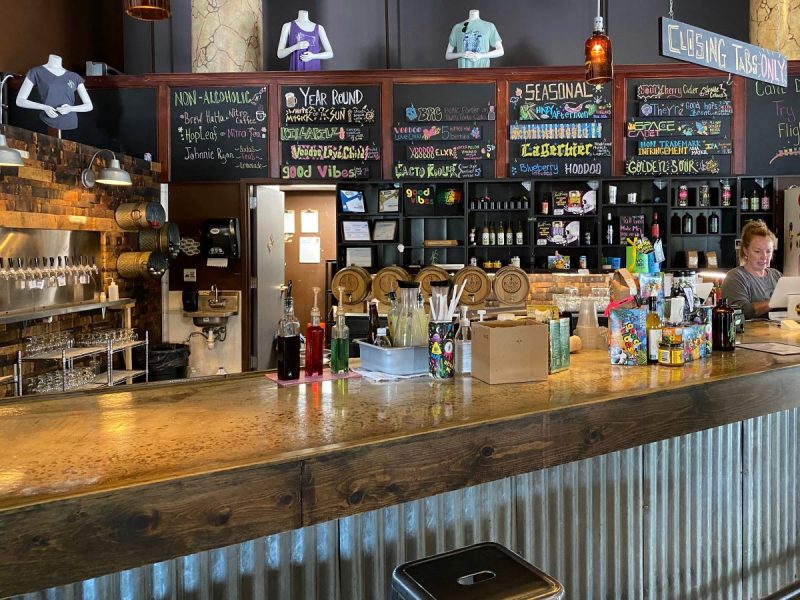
(696, 212, 707, 234)
(650, 212, 660, 240)
(671, 213, 681, 235)
(277, 283, 301, 380)
(712, 297, 736, 351)
(367, 300, 380, 344)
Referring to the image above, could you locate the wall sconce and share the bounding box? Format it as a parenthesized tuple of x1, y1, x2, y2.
(124, 0, 171, 20)
(585, 0, 613, 84)
(81, 150, 132, 188)
(0, 75, 24, 167)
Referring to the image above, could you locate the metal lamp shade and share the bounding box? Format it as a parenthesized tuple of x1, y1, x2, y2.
(0, 134, 23, 167)
(125, 0, 171, 20)
(96, 159, 132, 186)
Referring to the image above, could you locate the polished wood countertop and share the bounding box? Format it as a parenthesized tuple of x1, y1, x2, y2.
(2, 323, 800, 595)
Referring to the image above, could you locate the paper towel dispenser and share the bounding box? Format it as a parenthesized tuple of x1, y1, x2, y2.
(201, 218, 240, 258)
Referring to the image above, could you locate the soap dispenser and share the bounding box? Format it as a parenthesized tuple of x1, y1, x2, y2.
(108, 278, 119, 301)
(305, 286, 325, 377)
(454, 305, 472, 375)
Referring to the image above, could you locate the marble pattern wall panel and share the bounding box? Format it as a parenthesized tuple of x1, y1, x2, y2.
(191, 0, 262, 72)
(750, 0, 800, 59)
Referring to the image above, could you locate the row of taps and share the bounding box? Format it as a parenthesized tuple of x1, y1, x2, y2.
(0, 255, 99, 288)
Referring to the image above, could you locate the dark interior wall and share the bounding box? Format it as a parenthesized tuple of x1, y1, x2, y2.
(0, 0, 124, 75)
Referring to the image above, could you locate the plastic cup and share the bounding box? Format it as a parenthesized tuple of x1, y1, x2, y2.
(577, 298, 599, 329)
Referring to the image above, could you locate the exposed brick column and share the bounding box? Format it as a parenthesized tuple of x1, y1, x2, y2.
(191, 0, 263, 72)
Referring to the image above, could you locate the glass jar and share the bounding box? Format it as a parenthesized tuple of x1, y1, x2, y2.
(394, 281, 421, 347)
(721, 184, 731, 206)
(678, 185, 689, 207)
(658, 327, 685, 366)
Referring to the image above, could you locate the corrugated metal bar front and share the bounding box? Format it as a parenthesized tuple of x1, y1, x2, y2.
(515, 446, 643, 599)
(743, 408, 800, 600)
(643, 422, 743, 600)
(338, 477, 514, 600)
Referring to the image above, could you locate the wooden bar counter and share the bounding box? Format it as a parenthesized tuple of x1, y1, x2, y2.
(2, 322, 800, 596)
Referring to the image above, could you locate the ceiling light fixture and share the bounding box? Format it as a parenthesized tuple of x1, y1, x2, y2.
(81, 149, 132, 188)
(585, 0, 613, 84)
(124, 0, 172, 21)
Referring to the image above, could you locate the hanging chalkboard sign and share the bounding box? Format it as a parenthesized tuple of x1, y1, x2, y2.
(170, 86, 268, 181)
(279, 85, 380, 180)
(507, 80, 612, 178)
(746, 77, 800, 174)
(393, 83, 496, 179)
(625, 78, 733, 176)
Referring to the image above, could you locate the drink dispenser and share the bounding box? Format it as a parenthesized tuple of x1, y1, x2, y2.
(201, 219, 240, 258)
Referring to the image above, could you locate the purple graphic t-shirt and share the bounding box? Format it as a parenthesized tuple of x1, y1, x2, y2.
(24, 66, 85, 130)
(289, 21, 322, 72)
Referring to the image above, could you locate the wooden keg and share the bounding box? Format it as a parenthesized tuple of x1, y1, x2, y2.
(116, 251, 169, 279)
(138, 222, 181, 259)
(453, 266, 491, 306)
(414, 265, 451, 299)
(492, 266, 531, 305)
(371, 265, 410, 304)
(331, 265, 372, 305)
(115, 202, 166, 230)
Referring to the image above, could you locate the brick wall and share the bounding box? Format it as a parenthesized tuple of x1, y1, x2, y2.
(0, 125, 163, 397)
(528, 272, 611, 303)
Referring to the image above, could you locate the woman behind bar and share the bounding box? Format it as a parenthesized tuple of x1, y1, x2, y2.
(721, 219, 781, 318)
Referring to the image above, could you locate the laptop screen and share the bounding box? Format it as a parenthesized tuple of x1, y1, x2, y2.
(769, 276, 800, 308)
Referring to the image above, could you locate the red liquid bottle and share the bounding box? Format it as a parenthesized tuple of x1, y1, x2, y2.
(305, 286, 324, 377)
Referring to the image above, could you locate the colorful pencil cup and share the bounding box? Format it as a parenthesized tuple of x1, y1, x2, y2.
(428, 321, 455, 379)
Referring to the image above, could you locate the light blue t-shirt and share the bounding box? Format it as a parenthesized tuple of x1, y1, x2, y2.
(448, 19, 501, 69)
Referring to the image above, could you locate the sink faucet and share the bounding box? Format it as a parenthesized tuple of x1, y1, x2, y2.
(211, 284, 220, 303)
(208, 285, 226, 308)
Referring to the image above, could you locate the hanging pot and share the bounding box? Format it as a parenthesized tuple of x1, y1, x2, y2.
(115, 201, 166, 230)
(138, 222, 181, 258)
(116, 251, 169, 279)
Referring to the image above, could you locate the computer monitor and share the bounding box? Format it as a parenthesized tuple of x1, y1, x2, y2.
(769, 276, 800, 308)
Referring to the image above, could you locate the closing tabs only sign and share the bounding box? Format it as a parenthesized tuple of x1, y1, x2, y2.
(660, 17, 787, 87)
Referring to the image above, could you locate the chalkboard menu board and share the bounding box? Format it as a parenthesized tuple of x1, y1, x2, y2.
(624, 78, 733, 176)
(279, 85, 380, 180)
(170, 86, 268, 181)
(507, 80, 612, 177)
(392, 83, 496, 179)
(746, 77, 800, 174)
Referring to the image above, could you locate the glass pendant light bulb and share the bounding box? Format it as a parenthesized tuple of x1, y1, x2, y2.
(585, 3, 613, 84)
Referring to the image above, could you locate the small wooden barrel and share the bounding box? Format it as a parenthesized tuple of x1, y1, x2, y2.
(371, 265, 410, 304)
(492, 266, 531, 305)
(331, 265, 372, 305)
(138, 222, 181, 259)
(115, 202, 166, 230)
(453, 266, 491, 306)
(116, 251, 169, 279)
(414, 265, 451, 299)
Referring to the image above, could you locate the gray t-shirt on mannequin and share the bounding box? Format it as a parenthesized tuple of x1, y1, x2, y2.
(720, 266, 781, 319)
(24, 66, 85, 130)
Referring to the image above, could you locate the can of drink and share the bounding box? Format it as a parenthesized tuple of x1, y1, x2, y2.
(579, 255, 588, 269)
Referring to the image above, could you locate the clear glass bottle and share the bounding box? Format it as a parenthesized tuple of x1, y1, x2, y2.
(374, 327, 392, 348)
(276, 283, 301, 380)
(489, 222, 496, 245)
(606, 213, 614, 244)
(454, 305, 472, 375)
(750, 190, 760, 212)
(393, 281, 419, 347)
(497, 221, 505, 246)
(709, 212, 720, 234)
(330, 305, 350, 374)
(516, 220, 524, 245)
(481, 222, 489, 245)
(304, 286, 325, 377)
(646, 296, 663, 364)
(505, 221, 514, 245)
(411, 292, 429, 347)
(682, 212, 693, 234)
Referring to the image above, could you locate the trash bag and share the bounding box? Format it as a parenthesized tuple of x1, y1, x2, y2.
(135, 343, 190, 381)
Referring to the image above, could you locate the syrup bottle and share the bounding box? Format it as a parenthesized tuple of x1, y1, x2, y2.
(304, 286, 325, 377)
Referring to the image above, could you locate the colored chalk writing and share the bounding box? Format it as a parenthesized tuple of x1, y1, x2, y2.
(392, 125, 482, 141)
(280, 126, 367, 141)
(625, 157, 721, 175)
(638, 99, 733, 117)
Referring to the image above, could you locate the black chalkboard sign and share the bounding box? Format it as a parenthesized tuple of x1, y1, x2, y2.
(169, 86, 268, 182)
(9, 87, 157, 159)
(746, 77, 800, 174)
(393, 83, 496, 179)
(279, 85, 380, 181)
(624, 78, 733, 176)
(507, 80, 611, 178)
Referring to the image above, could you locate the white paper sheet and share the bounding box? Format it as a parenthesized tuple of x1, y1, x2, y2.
(299, 236, 321, 264)
(301, 210, 319, 233)
(284, 210, 295, 234)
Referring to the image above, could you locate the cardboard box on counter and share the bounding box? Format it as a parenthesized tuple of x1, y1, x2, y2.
(472, 319, 549, 385)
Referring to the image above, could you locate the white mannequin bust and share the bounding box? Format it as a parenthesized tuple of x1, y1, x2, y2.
(16, 54, 92, 131)
(445, 10, 504, 68)
(277, 10, 333, 70)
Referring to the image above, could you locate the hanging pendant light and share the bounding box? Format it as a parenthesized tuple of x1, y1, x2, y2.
(585, 0, 613, 84)
(125, 0, 171, 21)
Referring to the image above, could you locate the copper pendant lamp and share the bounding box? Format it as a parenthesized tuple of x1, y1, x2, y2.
(584, 0, 613, 84)
(125, 0, 172, 21)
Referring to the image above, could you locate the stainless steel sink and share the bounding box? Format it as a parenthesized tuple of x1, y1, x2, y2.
(184, 290, 239, 327)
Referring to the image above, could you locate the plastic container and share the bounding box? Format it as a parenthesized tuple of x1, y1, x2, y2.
(356, 341, 427, 375)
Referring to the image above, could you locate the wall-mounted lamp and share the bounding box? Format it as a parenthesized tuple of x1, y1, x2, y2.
(585, 0, 613, 84)
(124, 0, 171, 20)
(81, 149, 132, 188)
(0, 74, 24, 167)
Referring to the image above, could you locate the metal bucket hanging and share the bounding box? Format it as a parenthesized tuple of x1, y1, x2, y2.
(138, 222, 181, 259)
(115, 202, 166, 230)
(116, 251, 169, 279)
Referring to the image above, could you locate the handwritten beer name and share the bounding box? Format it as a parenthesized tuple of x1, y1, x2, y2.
(636, 82, 730, 101)
(280, 126, 366, 142)
(518, 100, 611, 121)
(519, 141, 611, 158)
(288, 144, 379, 161)
(626, 119, 723, 138)
(637, 139, 732, 156)
(510, 122, 603, 141)
(406, 143, 492, 161)
(284, 105, 376, 124)
(639, 100, 733, 118)
(393, 162, 482, 179)
(625, 157, 721, 175)
(392, 125, 481, 141)
(510, 159, 604, 177)
(404, 104, 495, 122)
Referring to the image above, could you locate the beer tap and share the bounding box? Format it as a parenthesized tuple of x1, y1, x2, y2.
(24, 257, 36, 289)
(56, 256, 66, 287)
(91, 255, 99, 275)
(14, 258, 25, 289)
(0, 258, 7, 282)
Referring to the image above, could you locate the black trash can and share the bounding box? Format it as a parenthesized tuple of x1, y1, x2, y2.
(136, 343, 190, 381)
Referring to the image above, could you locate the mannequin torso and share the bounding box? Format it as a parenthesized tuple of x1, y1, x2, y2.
(446, 11, 504, 69)
(277, 10, 334, 71)
(15, 55, 92, 131)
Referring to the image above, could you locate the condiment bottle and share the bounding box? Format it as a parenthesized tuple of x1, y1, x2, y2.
(374, 327, 392, 348)
(712, 297, 736, 351)
(454, 305, 472, 375)
(658, 327, 685, 367)
(276, 282, 301, 380)
(108, 278, 119, 301)
(330, 305, 350, 374)
(304, 286, 325, 377)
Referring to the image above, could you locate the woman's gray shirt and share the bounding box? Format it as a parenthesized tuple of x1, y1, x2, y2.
(720, 266, 782, 318)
